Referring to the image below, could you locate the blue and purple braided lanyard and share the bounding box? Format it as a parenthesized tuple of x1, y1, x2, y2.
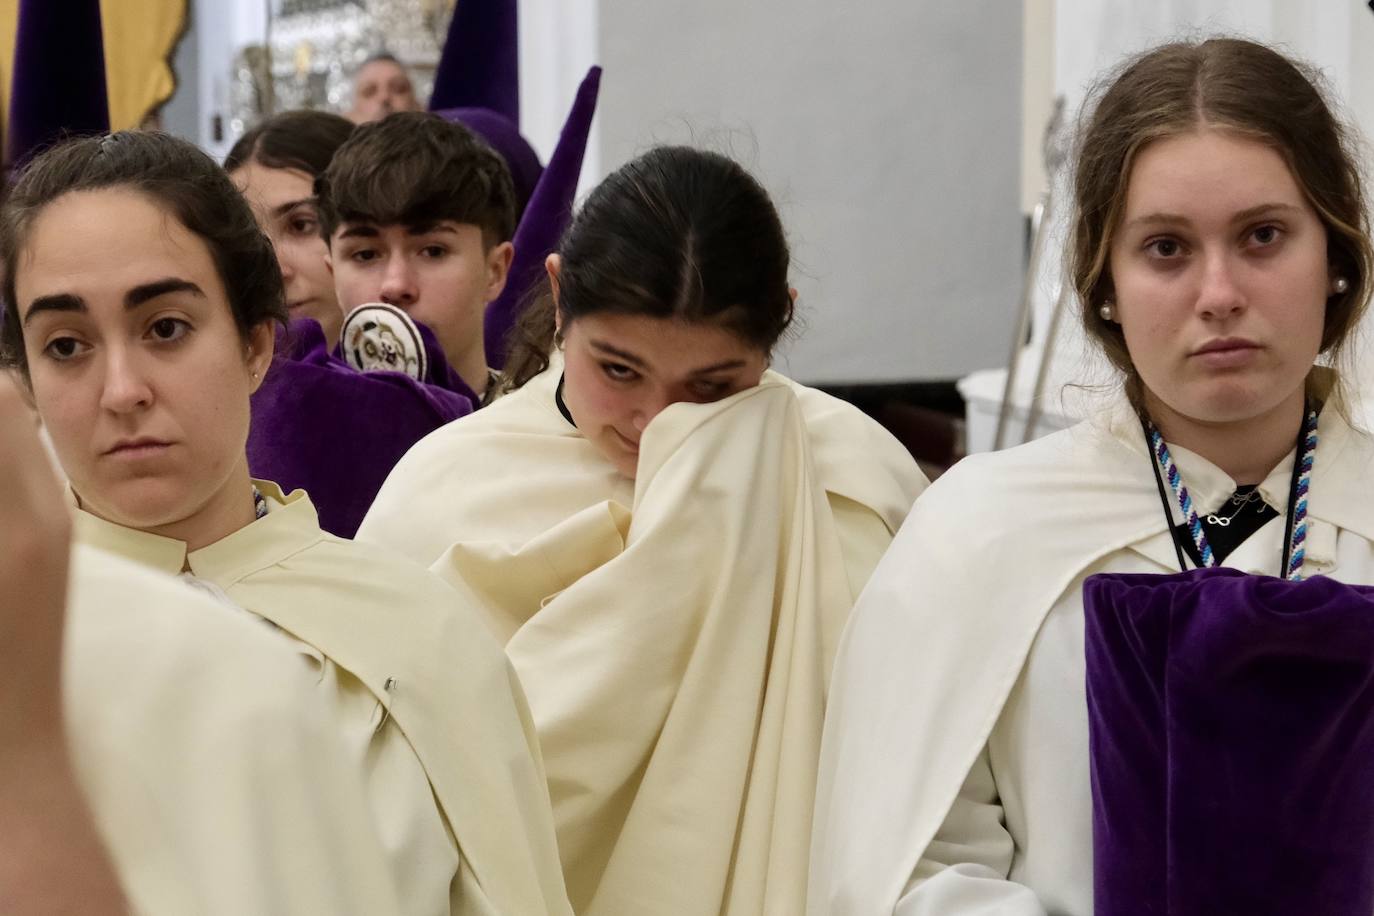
(1143, 404, 1318, 581)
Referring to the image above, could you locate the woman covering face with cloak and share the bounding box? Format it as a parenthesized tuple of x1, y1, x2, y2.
(359, 145, 928, 915)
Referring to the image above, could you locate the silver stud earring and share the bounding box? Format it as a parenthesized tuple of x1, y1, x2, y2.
(1333, 277, 1350, 294)
(1099, 302, 1116, 322)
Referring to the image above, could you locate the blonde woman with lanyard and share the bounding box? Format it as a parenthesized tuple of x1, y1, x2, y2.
(810, 38, 1374, 915)
(0, 131, 570, 916)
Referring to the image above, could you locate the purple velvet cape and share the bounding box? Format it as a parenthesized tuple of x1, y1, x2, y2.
(1084, 567, 1374, 916)
(247, 318, 475, 537)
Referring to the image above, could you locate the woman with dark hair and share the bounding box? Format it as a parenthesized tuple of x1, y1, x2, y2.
(1, 130, 571, 916)
(225, 110, 354, 347)
(812, 38, 1374, 915)
(359, 145, 927, 915)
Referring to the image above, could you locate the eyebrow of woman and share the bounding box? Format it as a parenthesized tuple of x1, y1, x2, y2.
(1124, 201, 1301, 231)
(22, 278, 206, 325)
(272, 198, 316, 218)
(588, 339, 746, 375)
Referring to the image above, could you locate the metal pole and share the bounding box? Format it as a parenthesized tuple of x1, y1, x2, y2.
(993, 191, 1052, 450)
(1023, 280, 1072, 443)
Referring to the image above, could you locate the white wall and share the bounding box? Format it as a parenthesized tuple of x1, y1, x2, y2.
(594, 0, 1024, 384)
(1052, 0, 1374, 123)
(1021, 0, 1056, 211)
(190, 0, 267, 161)
(519, 0, 599, 192)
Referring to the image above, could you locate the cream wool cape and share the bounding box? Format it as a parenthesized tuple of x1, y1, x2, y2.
(359, 363, 925, 915)
(808, 398, 1374, 914)
(74, 487, 572, 916)
(64, 544, 400, 914)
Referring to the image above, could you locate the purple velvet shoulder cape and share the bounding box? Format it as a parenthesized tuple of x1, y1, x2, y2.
(1084, 567, 1374, 915)
(247, 319, 475, 537)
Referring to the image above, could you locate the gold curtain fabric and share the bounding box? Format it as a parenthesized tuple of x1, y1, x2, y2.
(99, 0, 187, 129)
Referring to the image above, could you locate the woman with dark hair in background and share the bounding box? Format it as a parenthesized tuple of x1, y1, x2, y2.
(360, 145, 927, 916)
(225, 110, 354, 347)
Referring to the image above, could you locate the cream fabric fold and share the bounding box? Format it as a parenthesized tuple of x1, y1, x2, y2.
(74, 487, 571, 916)
(359, 359, 920, 585)
(65, 543, 400, 915)
(808, 399, 1374, 914)
(361, 365, 926, 915)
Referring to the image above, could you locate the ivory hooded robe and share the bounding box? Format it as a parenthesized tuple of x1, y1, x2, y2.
(64, 543, 400, 915)
(359, 361, 927, 915)
(75, 485, 572, 916)
(808, 397, 1374, 915)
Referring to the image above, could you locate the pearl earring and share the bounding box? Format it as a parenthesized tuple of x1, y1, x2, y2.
(1333, 277, 1350, 294)
(1099, 302, 1116, 322)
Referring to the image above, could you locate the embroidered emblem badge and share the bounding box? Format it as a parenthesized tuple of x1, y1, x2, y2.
(340, 303, 428, 381)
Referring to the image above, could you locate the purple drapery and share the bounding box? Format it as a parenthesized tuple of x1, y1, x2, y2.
(429, 0, 519, 122)
(246, 319, 475, 538)
(1085, 567, 1374, 915)
(479, 66, 600, 368)
(6, 0, 109, 168)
